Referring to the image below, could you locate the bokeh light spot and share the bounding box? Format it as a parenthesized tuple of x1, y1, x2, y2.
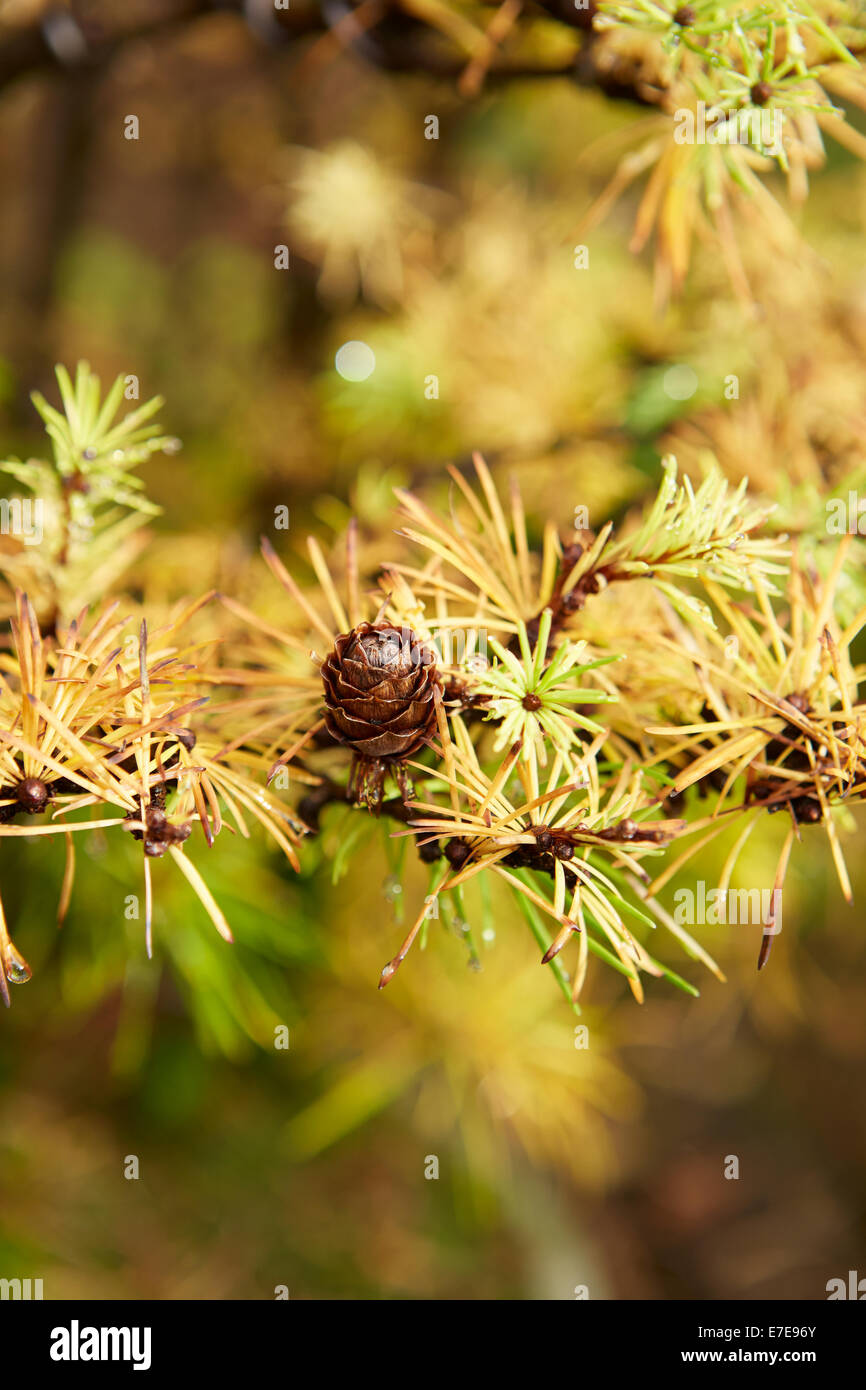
(663, 364, 698, 401)
(335, 341, 376, 382)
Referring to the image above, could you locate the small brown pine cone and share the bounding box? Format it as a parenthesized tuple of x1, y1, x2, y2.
(321, 623, 441, 762)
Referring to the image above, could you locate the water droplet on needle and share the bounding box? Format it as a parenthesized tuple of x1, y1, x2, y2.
(2, 940, 32, 984)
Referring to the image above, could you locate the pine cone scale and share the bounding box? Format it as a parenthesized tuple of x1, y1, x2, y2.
(337, 658, 384, 692)
(350, 730, 422, 759)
